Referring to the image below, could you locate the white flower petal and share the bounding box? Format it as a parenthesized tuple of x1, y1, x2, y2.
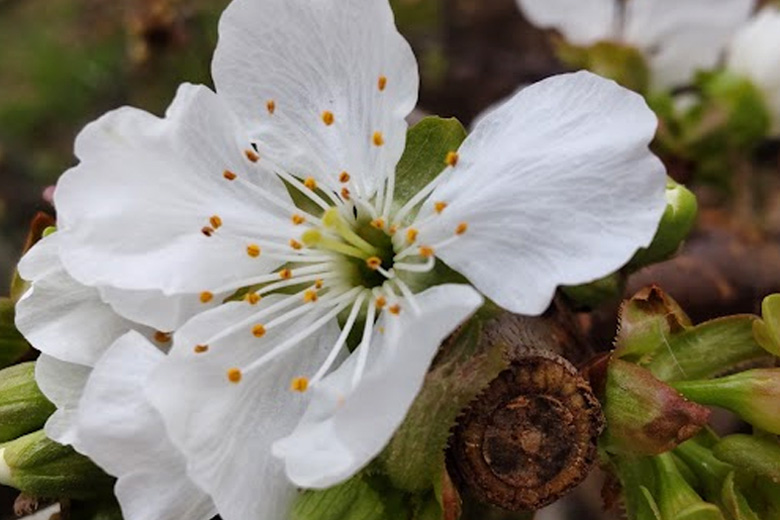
(16, 239, 136, 367)
(75, 331, 216, 520)
(273, 284, 483, 488)
(55, 83, 295, 295)
(146, 295, 341, 520)
(212, 0, 418, 198)
(416, 72, 666, 316)
(726, 6, 780, 135)
(624, 0, 755, 89)
(515, 0, 618, 46)
(98, 286, 223, 333)
(34, 355, 91, 446)
(16, 233, 60, 282)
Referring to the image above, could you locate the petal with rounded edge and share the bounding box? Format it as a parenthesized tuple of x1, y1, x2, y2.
(415, 72, 666, 316)
(273, 284, 483, 488)
(147, 295, 341, 520)
(55, 83, 295, 295)
(213, 0, 418, 199)
(35, 355, 91, 446)
(515, 0, 618, 45)
(625, 0, 755, 89)
(75, 331, 216, 520)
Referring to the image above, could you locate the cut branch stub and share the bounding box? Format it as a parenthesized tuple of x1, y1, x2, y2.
(449, 334, 604, 511)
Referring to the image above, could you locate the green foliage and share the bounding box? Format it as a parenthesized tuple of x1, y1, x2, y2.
(554, 40, 650, 93)
(0, 362, 54, 442)
(1, 430, 114, 499)
(0, 297, 30, 368)
(712, 435, 780, 483)
(291, 475, 408, 520)
(753, 294, 780, 356)
(392, 117, 466, 220)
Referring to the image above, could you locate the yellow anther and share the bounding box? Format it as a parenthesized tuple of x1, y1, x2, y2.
(291, 377, 309, 393)
(227, 368, 242, 383)
(154, 331, 171, 343)
(303, 289, 319, 303)
(366, 256, 383, 270)
(314, 279, 324, 289)
(246, 244, 261, 258)
(372, 131, 385, 147)
(419, 245, 435, 258)
(406, 228, 419, 243)
(378, 75, 388, 91)
(341, 187, 351, 200)
(455, 222, 469, 235)
(201, 226, 215, 237)
(389, 304, 401, 315)
(291, 214, 306, 225)
(375, 296, 387, 309)
(370, 218, 385, 230)
(266, 100, 276, 115)
(289, 239, 303, 250)
(279, 268, 293, 280)
(245, 149, 260, 163)
(200, 291, 214, 303)
(223, 170, 237, 181)
(304, 177, 318, 190)
(321, 111, 335, 126)
(445, 151, 459, 167)
(434, 201, 448, 214)
(209, 215, 223, 229)
(194, 344, 209, 354)
(388, 225, 398, 235)
(339, 171, 351, 183)
(246, 292, 261, 305)
(252, 324, 267, 338)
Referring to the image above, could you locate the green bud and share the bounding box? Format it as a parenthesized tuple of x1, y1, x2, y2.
(721, 472, 761, 520)
(712, 434, 780, 482)
(0, 362, 55, 442)
(0, 297, 30, 369)
(291, 474, 408, 520)
(753, 294, 780, 357)
(628, 179, 698, 270)
(614, 285, 691, 362)
(602, 359, 710, 456)
(0, 430, 113, 499)
(653, 453, 725, 520)
(673, 369, 780, 434)
(562, 272, 623, 310)
(554, 39, 650, 93)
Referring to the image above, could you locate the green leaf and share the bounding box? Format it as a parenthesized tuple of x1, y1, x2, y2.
(0, 298, 31, 369)
(637, 486, 663, 520)
(554, 40, 650, 93)
(380, 316, 508, 491)
(644, 315, 768, 382)
(562, 272, 623, 310)
(1, 430, 114, 499)
(0, 362, 55, 442)
(712, 435, 780, 482)
(392, 117, 466, 219)
(753, 294, 780, 356)
(721, 472, 760, 520)
(291, 475, 408, 520)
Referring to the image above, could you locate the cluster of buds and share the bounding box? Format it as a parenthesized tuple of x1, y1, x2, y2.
(599, 287, 780, 519)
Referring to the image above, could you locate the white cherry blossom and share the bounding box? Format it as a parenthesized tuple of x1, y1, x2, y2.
(18, 0, 667, 518)
(516, 0, 756, 89)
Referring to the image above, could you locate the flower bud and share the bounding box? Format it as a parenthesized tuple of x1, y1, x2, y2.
(726, 6, 780, 136)
(712, 434, 780, 483)
(614, 285, 691, 362)
(603, 360, 710, 456)
(672, 369, 780, 434)
(653, 453, 724, 520)
(0, 362, 55, 442)
(0, 298, 30, 369)
(291, 474, 408, 520)
(628, 179, 698, 270)
(0, 430, 113, 499)
(753, 294, 780, 357)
